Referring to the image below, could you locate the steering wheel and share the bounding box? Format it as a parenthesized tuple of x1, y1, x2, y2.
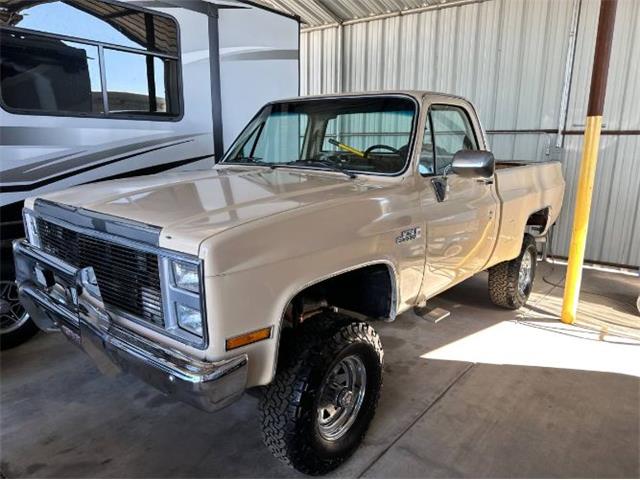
(364, 144, 401, 158)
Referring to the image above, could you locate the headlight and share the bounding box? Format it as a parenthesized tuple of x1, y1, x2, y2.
(176, 303, 203, 336)
(172, 261, 199, 293)
(162, 257, 206, 344)
(23, 209, 41, 248)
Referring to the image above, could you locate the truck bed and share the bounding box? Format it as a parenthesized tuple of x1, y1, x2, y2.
(488, 161, 565, 266)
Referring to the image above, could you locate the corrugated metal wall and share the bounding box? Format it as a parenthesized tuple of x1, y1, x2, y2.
(300, 0, 640, 267)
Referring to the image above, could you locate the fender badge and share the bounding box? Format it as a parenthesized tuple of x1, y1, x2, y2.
(396, 227, 422, 244)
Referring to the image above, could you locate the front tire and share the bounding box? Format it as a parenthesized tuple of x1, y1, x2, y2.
(488, 234, 537, 310)
(260, 313, 383, 475)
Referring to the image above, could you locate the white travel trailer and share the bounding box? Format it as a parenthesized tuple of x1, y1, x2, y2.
(0, 0, 300, 348)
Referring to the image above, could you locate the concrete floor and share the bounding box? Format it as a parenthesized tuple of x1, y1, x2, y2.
(1, 262, 639, 478)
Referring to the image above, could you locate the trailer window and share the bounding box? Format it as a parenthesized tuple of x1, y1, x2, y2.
(104, 50, 178, 116)
(0, 30, 104, 114)
(0, 1, 180, 119)
(0, 0, 178, 55)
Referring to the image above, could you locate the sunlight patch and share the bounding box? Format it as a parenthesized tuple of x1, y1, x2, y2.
(421, 320, 640, 378)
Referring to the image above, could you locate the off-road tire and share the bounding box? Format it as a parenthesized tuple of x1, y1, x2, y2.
(488, 234, 537, 310)
(259, 313, 383, 475)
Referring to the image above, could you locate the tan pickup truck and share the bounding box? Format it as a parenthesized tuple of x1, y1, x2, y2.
(14, 91, 564, 474)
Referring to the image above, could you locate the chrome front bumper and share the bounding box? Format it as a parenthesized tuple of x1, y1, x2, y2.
(13, 239, 247, 412)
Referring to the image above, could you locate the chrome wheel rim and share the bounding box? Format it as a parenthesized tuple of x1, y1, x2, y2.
(0, 281, 30, 334)
(317, 354, 367, 441)
(518, 250, 533, 296)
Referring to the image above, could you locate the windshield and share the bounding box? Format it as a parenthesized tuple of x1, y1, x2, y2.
(222, 96, 417, 175)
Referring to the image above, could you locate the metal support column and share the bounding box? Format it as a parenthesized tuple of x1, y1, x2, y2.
(208, 7, 224, 162)
(561, 0, 618, 324)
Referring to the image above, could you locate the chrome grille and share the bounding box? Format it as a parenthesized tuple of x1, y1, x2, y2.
(36, 218, 164, 327)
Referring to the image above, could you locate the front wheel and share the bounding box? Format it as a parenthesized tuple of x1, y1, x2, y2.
(260, 314, 383, 475)
(488, 234, 537, 310)
(1, 280, 39, 350)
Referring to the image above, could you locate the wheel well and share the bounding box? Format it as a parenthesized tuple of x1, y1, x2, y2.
(285, 264, 395, 325)
(526, 207, 550, 235)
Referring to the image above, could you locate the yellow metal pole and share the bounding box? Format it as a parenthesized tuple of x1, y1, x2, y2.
(561, 116, 602, 323)
(561, 0, 618, 324)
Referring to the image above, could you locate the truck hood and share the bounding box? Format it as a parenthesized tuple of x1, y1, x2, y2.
(35, 166, 385, 255)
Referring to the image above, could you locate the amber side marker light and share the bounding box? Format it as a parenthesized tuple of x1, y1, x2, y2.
(226, 327, 272, 351)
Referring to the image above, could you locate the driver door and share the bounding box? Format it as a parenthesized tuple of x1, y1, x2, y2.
(418, 101, 500, 298)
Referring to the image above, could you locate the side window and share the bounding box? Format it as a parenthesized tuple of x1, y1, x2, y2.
(430, 105, 478, 175)
(419, 115, 435, 176)
(0, 0, 180, 119)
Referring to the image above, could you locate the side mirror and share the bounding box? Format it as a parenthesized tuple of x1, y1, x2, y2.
(451, 150, 495, 179)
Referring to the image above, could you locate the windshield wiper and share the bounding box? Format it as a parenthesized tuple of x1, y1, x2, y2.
(225, 157, 286, 170)
(226, 156, 265, 164)
(288, 159, 357, 179)
(226, 157, 356, 178)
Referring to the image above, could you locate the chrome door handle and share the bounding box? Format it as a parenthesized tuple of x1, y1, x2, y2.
(477, 178, 494, 185)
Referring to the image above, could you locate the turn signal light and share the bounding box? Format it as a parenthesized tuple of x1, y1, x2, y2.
(226, 327, 272, 351)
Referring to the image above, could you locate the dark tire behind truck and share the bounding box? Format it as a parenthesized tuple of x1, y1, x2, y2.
(260, 312, 383, 475)
(1, 212, 39, 350)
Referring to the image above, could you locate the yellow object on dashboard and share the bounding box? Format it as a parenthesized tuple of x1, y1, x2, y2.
(328, 138, 365, 158)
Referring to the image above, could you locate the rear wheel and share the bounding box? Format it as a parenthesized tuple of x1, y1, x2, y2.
(488, 234, 537, 310)
(0, 280, 38, 350)
(260, 313, 383, 475)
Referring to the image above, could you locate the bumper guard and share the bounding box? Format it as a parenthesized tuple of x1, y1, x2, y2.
(13, 239, 247, 412)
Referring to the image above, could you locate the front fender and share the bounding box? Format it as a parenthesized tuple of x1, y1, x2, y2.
(202, 248, 400, 387)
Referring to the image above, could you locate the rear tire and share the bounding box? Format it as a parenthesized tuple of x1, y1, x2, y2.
(488, 234, 537, 310)
(259, 313, 383, 475)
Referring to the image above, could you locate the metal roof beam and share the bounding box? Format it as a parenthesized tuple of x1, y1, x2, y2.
(312, 0, 347, 23)
(301, 0, 487, 32)
(264, 0, 343, 25)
